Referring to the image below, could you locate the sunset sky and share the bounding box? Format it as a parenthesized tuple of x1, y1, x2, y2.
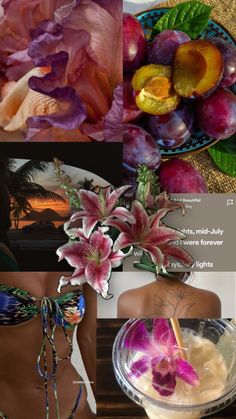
(12, 159, 109, 219)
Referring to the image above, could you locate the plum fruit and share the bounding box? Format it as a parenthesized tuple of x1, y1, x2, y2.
(148, 30, 191, 66)
(147, 103, 194, 149)
(173, 40, 223, 99)
(132, 64, 180, 115)
(195, 87, 236, 140)
(123, 124, 161, 172)
(123, 13, 147, 73)
(159, 158, 208, 193)
(123, 75, 143, 123)
(210, 37, 236, 87)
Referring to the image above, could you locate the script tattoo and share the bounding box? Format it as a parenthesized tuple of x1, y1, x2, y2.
(144, 287, 196, 317)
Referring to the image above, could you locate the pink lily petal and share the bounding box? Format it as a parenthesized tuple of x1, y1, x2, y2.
(143, 245, 164, 267)
(57, 267, 86, 293)
(160, 244, 194, 267)
(106, 185, 132, 211)
(85, 258, 112, 299)
(124, 320, 151, 352)
(80, 189, 100, 214)
(149, 208, 170, 229)
(82, 215, 100, 238)
(56, 241, 88, 268)
(131, 200, 149, 237)
(176, 358, 200, 386)
(102, 218, 132, 235)
(153, 319, 177, 351)
(109, 249, 129, 268)
(145, 227, 185, 246)
(113, 232, 135, 252)
(129, 356, 149, 379)
(156, 192, 185, 215)
(90, 230, 112, 260)
(70, 210, 87, 222)
(111, 207, 135, 223)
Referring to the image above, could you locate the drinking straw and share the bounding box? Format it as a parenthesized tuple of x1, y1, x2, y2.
(170, 318, 186, 360)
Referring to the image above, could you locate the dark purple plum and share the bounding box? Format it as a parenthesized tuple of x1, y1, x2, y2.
(195, 88, 236, 140)
(123, 75, 143, 123)
(159, 158, 208, 193)
(123, 13, 147, 73)
(148, 30, 190, 66)
(210, 37, 236, 87)
(123, 124, 161, 173)
(147, 103, 194, 149)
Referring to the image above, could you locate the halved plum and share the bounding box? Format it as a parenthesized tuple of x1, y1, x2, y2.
(132, 64, 180, 115)
(123, 75, 143, 123)
(173, 40, 223, 99)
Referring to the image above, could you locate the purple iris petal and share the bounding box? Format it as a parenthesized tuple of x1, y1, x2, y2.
(29, 20, 64, 65)
(104, 84, 122, 142)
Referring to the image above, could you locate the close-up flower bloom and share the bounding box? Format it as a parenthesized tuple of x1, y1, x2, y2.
(0, 0, 122, 142)
(125, 318, 199, 396)
(57, 227, 130, 299)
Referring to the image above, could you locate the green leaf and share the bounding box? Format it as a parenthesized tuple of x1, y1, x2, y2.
(208, 136, 236, 177)
(151, 1, 213, 40)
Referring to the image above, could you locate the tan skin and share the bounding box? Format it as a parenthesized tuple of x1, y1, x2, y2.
(0, 272, 96, 419)
(117, 273, 221, 318)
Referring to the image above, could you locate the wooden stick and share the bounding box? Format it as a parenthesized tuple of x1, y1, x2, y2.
(170, 318, 186, 360)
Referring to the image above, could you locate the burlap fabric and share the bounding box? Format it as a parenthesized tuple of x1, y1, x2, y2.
(150, 0, 236, 192)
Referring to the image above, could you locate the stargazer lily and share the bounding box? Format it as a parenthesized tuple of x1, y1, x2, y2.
(56, 227, 131, 299)
(104, 200, 193, 271)
(67, 185, 135, 238)
(125, 318, 199, 397)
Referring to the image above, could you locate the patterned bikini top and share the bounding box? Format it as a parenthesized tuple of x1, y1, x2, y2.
(0, 284, 85, 419)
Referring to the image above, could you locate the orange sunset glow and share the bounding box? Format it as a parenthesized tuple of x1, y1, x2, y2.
(29, 198, 70, 215)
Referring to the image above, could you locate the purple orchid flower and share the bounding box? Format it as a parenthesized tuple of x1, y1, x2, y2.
(67, 185, 135, 238)
(125, 319, 199, 397)
(56, 227, 131, 299)
(104, 200, 193, 271)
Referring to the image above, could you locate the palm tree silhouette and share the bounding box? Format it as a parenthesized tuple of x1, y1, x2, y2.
(8, 160, 66, 229)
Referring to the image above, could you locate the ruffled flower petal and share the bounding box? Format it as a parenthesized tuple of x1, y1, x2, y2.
(131, 200, 149, 238)
(104, 84, 122, 142)
(90, 230, 113, 260)
(153, 319, 177, 351)
(160, 244, 194, 267)
(56, 241, 88, 267)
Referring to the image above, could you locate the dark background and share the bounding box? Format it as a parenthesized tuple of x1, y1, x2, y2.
(0, 143, 122, 271)
(97, 319, 236, 419)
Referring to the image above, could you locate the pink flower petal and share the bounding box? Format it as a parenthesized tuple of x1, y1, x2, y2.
(106, 185, 131, 211)
(113, 232, 135, 252)
(149, 208, 170, 229)
(124, 320, 151, 352)
(143, 245, 164, 267)
(82, 215, 99, 238)
(176, 358, 199, 386)
(70, 210, 87, 222)
(160, 244, 194, 267)
(80, 189, 100, 214)
(56, 241, 88, 268)
(102, 218, 132, 235)
(145, 227, 185, 246)
(57, 267, 86, 293)
(129, 356, 149, 379)
(85, 258, 112, 299)
(109, 249, 128, 268)
(152, 363, 176, 397)
(111, 207, 135, 223)
(153, 319, 177, 351)
(131, 200, 149, 238)
(156, 192, 185, 215)
(90, 230, 112, 260)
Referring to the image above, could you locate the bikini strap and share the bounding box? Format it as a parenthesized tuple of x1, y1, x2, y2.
(37, 297, 73, 419)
